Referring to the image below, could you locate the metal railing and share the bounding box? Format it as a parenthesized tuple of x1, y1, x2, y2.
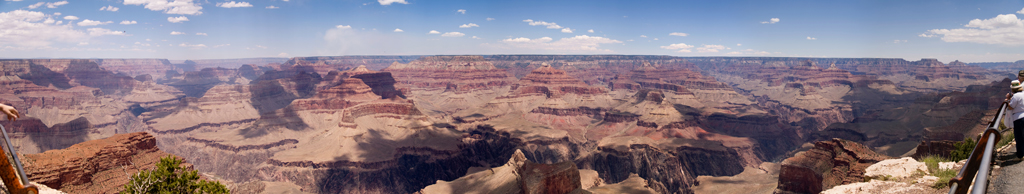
(0, 124, 36, 194)
(947, 102, 1007, 194)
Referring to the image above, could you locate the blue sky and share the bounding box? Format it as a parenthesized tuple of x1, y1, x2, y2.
(2, 0, 1024, 62)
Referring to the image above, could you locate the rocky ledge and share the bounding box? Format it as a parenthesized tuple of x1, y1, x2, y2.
(775, 138, 892, 194)
(21, 132, 188, 194)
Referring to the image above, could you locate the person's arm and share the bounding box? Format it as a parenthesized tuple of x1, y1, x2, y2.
(1007, 94, 1015, 110)
(0, 103, 17, 121)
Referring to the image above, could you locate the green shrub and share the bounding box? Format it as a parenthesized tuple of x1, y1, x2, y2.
(950, 137, 976, 162)
(121, 155, 229, 194)
(920, 155, 958, 189)
(931, 168, 958, 189)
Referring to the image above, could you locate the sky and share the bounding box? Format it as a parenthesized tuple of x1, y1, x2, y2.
(1, 0, 1024, 62)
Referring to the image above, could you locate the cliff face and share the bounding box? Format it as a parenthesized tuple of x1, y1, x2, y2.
(775, 138, 891, 194)
(383, 56, 516, 114)
(22, 132, 187, 194)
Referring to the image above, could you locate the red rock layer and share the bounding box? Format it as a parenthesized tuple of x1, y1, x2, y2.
(775, 138, 891, 194)
(383, 56, 516, 93)
(510, 65, 606, 97)
(23, 132, 189, 194)
(292, 78, 381, 110)
(483, 55, 700, 79)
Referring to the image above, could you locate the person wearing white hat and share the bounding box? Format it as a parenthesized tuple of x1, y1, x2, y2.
(1007, 71, 1024, 159)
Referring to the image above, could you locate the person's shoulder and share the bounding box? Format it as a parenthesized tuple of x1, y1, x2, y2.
(1014, 92, 1024, 98)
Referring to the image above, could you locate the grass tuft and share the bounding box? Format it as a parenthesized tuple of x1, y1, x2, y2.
(921, 155, 958, 189)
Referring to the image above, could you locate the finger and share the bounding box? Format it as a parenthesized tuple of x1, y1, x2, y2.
(11, 109, 18, 117)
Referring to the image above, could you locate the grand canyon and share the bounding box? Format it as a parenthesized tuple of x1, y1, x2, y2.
(0, 55, 1016, 193)
(4, 1, 1024, 193)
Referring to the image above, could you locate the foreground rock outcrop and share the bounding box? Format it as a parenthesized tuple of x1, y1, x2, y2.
(22, 132, 186, 194)
(418, 149, 592, 194)
(775, 138, 892, 194)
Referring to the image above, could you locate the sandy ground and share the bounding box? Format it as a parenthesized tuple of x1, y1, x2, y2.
(691, 162, 780, 194)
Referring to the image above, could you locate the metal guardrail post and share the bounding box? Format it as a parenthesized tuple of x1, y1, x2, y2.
(0, 124, 37, 194)
(947, 102, 1006, 194)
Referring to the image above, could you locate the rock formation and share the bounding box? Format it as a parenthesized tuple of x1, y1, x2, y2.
(22, 132, 187, 194)
(384, 56, 517, 114)
(775, 138, 891, 194)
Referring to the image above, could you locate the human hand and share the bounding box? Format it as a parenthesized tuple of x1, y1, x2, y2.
(0, 104, 19, 121)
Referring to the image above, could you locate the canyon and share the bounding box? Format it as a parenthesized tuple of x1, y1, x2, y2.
(0, 56, 1011, 193)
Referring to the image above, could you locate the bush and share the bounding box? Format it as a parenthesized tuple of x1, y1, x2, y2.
(921, 155, 958, 189)
(950, 137, 976, 162)
(121, 155, 229, 194)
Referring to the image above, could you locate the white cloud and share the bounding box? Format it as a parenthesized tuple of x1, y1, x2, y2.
(457, 9, 466, 14)
(441, 32, 465, 37)
(170, 31, 185, 35)
(27, 2, 44, 9)
(669, 32, 688, 36)
(500, 35, 622, 52)
(100, 5, 119, 12)
(486, 18, 495, 21)
(178, 42, 207, 49)
(196, 32, 207, 36)
(278, 52, 289, 57)
(428, 30, 440, 34)
(336, 25, 351, 29)
(653, 38, 658, 40)
(30, 1, 67, 9)
(217, 1, 252, 8)
(696, 44, 726, 53)
(588, 29, 594, 33)
(245, 45, 267, 50)
(212, 44, 228, 48)
(0, 10, 85, 48)
(266, 6, 279, 9)
(123, 0, 203, 15)
(806, 36, 817, 40)
(1018, 7, 1024, 14)
(377, 0, 407, 5)
(53, 12, 61, 16)
(761, 18, 780, 24)
(459, 23, 479, 28)
(87, 28, 127, 36)
(63, 15, 78, 20)
(661, 43, 694, 52)
(77, 19, 112, 26)
(561, 28, 573, 33)
(78, 42, 88, 45)
(471, 36, 481, 39)
(737, 44, 742, 46)
(393, 28, 403, 32)
(167, 16, 188, 23)
(640, 35, 647, 38)
(893, 39, 907, 43)
(522, 19, 562, 29)
(120, 20, 137, 25)
(921, 13, 1024, 45)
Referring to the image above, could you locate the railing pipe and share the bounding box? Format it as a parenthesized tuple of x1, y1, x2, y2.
(970, 132, 997, 194)
(948, 102, 1006, 194)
